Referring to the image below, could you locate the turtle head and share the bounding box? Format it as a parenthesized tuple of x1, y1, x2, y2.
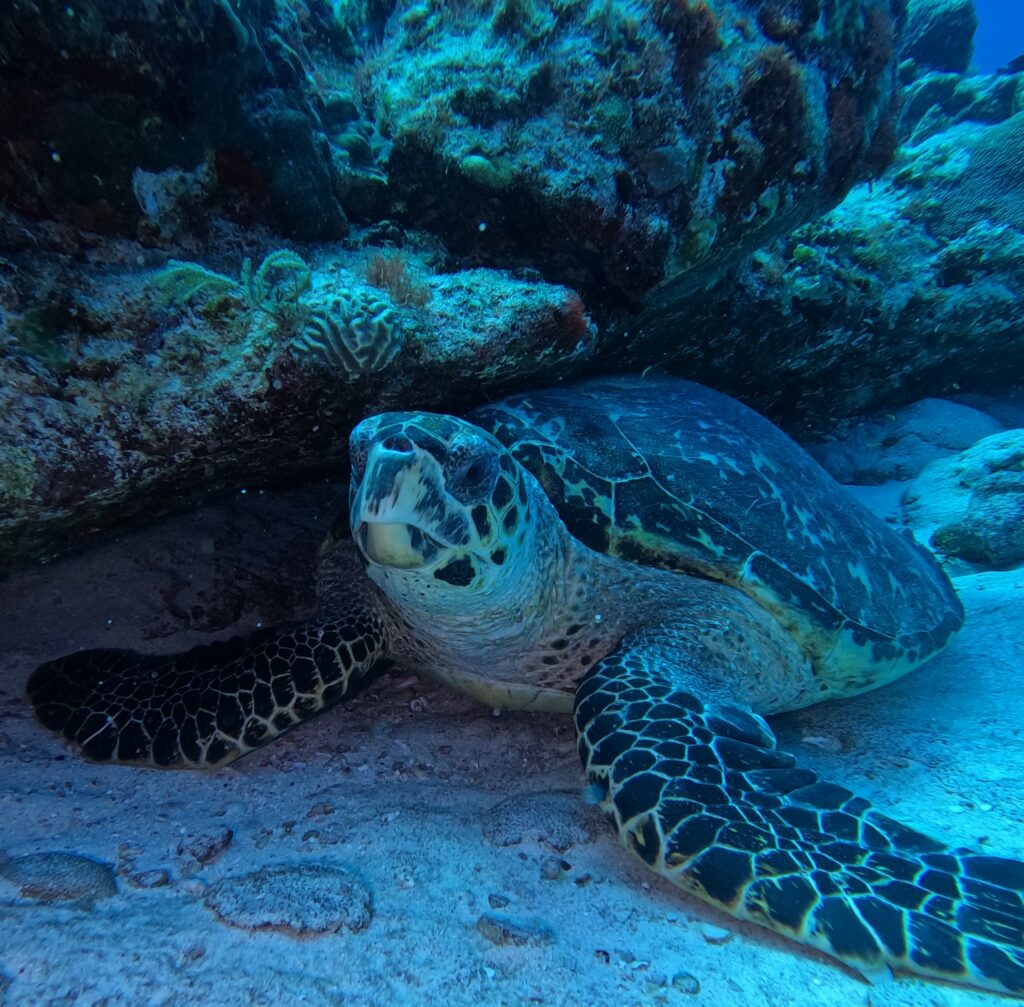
(348, 412, 532, 597)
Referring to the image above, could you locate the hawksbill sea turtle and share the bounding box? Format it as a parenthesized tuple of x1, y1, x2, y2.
(27, 375, 1024, 994)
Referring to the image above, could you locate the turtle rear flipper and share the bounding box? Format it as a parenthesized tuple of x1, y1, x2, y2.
(28, 615, 389, 768)
(574, 632, 1024, 995)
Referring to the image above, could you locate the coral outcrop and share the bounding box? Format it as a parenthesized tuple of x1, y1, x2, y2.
(619, 102, 1024, 433)
(902, 431, 1024, 571)
(0, 0, 903, 314)
(0, 235, 596, 568)
(368, 0, 903, 308)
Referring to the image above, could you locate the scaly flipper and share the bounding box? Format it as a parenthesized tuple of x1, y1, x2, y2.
(574, 631, 1024, 995)
(27, 611, 389, 768)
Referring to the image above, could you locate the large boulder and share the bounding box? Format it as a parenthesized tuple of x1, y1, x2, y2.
(806, 398, 1004, 484)
(0, 235, 596, 568)
(618, 111, 1024, 433)
(901, 0, 977, 75)
(367, 0, 904, 309)
(0, 0, 905, 312)
(901, 430, 1024, 570)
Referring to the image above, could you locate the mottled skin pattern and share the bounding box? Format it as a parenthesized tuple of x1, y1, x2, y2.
(30, 546, 390, 768)
(27, 379, 1023, 996)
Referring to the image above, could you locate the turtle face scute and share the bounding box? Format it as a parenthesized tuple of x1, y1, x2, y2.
(349, 413, 528, 593)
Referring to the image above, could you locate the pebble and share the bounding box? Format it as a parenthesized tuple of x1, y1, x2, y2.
(802, 734, 843, 753)
(306, 802, 335, 819)
(487, 893, 510, 909)
(176, 828, 233, 865)
(475, 912, 553, 947)
(540, 856, 562, 880)
(700, 923, 732, 944)
(671, 971, 701, 994)
(128, 868, 171, 889)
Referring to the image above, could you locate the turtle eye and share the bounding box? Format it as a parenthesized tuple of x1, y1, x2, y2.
(463, 456, 491, 485)
(447, 447, 498, 502)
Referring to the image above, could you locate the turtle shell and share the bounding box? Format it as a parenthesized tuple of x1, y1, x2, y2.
(471, 375, 964, 691)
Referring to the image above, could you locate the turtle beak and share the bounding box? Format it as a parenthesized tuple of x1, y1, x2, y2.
(350, 442, 444, 570)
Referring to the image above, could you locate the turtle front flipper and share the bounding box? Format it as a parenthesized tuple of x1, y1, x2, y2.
(574, 632, 1024, 995)
(28, 613, 389, 768)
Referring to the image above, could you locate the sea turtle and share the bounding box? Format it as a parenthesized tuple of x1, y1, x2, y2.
(27, 375, 1024, 995)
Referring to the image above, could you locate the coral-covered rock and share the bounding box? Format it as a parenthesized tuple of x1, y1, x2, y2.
(0, 0, 349, 241)
(0, 238, 596, 568)
(620, 111, 1024, 433)
(901, 0, 977, 75)
(370, 0, 903, 308)
(901, 430, 1024, 571)
(931, 491, 1024, 571)
(0, 0, 903, 312)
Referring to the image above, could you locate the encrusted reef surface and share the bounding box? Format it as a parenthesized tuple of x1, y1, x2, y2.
(360, 0, 903, 305)
(5, 0, 1023, 565)
(621, 73, 1024, 431)
(0, 225, 594, 568)
(0, 0, 909, 566)
(1, 0, 903, 309)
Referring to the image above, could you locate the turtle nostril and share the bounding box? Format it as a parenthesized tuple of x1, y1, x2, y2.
(382, 434, 413, 453)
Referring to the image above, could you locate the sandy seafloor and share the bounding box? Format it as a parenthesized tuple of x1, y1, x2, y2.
(0, 477, 1021, 1007)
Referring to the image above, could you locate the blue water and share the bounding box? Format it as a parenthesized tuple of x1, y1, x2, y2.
(974, 0, 1024, 71)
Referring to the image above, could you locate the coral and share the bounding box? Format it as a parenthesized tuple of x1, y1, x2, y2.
(241, 250, 312, 326)
(757, 0, 820, 43)
(653, 0, 723, 84)
(857, 4, 895, 79)
(491, 0, 556, 41)
(291, 289, 403, 379)
(0, 444, 37, 505)
(7, 303, 72, 374)
(150, 250, 312, 332)
(741, 47, 808, 174)
(458, 153, 515, 190)
(150, 261, 243, 309)
(826, 77, 865, 194)
(717, 47, 809, 226)
(364, 253, 431, 308)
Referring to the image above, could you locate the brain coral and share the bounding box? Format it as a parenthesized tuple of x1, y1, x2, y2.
(291, 290, 403, 379)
